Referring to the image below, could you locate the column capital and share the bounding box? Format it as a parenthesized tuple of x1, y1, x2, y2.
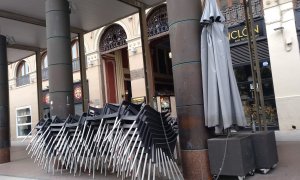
(127, 37, 142, 49)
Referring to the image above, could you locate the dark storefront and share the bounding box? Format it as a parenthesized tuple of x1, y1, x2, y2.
(228, 18, 278, 127)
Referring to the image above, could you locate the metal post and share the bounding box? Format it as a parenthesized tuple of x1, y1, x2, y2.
(46, 0, 74, 118)
(138, 5, 155, 105)
(166, 0, 211, 179)
(0, 35, 10, 163)
(36, 50, 43, 119)
(78, 33, 89, 112)
(243, 0, 267, 131)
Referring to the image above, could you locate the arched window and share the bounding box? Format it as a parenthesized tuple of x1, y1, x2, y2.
(16, 60, 30, 87)
(100, 24, 127, 53)
(147, 4, 168, 38)
(42, 54, 48, 69)
(72, 40, 80, 71)
(42, 54, 48, 80)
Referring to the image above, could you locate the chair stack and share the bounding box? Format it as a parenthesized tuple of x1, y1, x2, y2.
(26, 101, 183, 180)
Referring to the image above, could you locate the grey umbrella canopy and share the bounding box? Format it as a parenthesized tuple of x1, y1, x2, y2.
(200, 0, 247, 133)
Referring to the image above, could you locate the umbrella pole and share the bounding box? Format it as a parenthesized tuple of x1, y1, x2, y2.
(243, 0, 268, 131)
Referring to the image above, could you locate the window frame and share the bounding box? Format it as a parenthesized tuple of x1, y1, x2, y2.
(16, 106, 32, 138)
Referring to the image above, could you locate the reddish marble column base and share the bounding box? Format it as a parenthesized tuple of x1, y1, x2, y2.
(181, 149, 212, 180)
(0, 148, 10, 164)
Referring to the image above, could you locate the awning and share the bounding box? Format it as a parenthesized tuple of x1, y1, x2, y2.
(0, 0, 164, 63)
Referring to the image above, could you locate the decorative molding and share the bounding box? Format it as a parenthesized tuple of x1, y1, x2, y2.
(127, 38, 142, 49)
(147, 4, 169, 37)
(86, 53, 99, 61)
(99, 24, 127, 53)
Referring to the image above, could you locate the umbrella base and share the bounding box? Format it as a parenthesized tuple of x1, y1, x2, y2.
(208, 134, 255, 176)
(244, 131, 279, 171)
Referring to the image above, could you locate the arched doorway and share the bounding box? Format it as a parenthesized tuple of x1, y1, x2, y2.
(100, 24, 132, 103)
(147, 5, 173, 95)
(147, 4, 174, 112)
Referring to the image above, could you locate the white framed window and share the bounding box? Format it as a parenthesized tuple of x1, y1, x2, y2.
(16, 106, 32, 138)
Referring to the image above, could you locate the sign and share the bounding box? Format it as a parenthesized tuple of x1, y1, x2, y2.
(228, 20, 266, 44)
(131, 96, 145, 104)
(73, 84, 82, 102)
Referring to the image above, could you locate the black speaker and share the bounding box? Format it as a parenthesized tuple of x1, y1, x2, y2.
(208, 134, 255, 176)
(249, 131, 278, 170)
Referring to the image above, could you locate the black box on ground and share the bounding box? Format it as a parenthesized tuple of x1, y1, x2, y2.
(208, 134, 255, 176)
(249, 131, 278, 170)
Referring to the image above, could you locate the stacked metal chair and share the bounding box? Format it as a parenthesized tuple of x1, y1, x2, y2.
(27, 101, 183, 180)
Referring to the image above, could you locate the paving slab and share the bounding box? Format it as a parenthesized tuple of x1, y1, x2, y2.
(1, 132, 299, 180)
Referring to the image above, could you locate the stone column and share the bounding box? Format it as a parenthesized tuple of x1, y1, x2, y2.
(0, 35, 10, 163)
(166, 0, 211, 179)
(46, 0, 74, 118)
(263, 0, 300, 130)
(35, 51, 43, 119)
(127, 38, 147, 99)
(139, 6, 155, 105)
(78, 33, 89, 112)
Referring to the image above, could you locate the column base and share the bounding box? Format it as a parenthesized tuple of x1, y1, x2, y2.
(181, 149, 212, 180)
(0, 148, 10, 164)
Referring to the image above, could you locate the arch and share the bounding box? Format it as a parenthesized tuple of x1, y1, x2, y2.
(15, 60, 30, 78)
(41, 52, 48, 69)
(99, 24, 128, 54)
(95, 21, 130, 53)
(15, 60, 31, 87)
(146, 4, 169, 38)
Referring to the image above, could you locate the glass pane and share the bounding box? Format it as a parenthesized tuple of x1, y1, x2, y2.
(18, 125, 31, 137)
(158, 49, 166, 73)
(17, 108, 30, 116)
(17, 116, 31, 124)
(42, 55, 48, 69)
(72, 42, 78, 59)
(25, 62, 29, 74)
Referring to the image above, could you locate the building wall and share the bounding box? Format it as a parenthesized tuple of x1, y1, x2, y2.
(9, 55, 39, 141)
(264, 0, 300, 130)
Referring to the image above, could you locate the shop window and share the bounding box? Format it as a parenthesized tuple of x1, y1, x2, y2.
(233, 61, 278, 127)
(16, 60, 30, 87)
(16, 106, 32, 137)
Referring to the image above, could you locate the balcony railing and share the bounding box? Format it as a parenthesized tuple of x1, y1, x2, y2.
(72, 58, 80, 72)
(42, 68, 48, 80)
(16, 74, 30, 87)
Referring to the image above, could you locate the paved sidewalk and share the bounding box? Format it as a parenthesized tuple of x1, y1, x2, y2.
(1, 131, 299, 180)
